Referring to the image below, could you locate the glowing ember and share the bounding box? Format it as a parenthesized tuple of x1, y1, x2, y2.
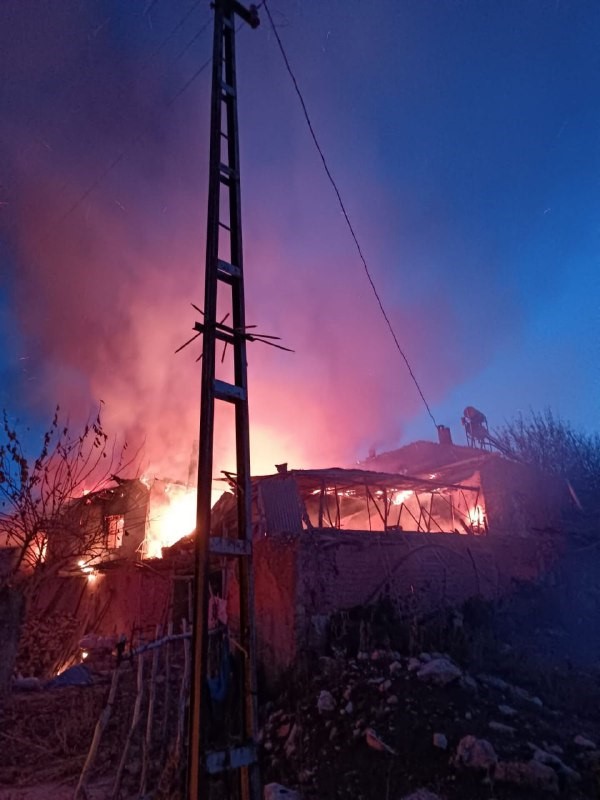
(468, 504, 485, 531)
(392, 489, 413, 506)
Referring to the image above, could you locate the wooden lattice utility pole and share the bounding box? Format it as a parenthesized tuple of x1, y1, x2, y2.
(187, 2, 261, 799)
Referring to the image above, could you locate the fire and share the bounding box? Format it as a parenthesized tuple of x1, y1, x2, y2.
(145, 484, 197, 559)
(468, 504, 485, 531)
(392, 489, 413, 506)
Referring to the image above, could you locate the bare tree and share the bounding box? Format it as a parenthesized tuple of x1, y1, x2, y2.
(494, 410, 600, 506)
(0, 406, 134, 592)
(0, 407, 140, 690)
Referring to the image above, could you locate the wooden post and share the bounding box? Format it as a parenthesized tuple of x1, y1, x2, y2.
(75, 663, 123, 800)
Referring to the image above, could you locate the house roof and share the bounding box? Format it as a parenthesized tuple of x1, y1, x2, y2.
(358, 440, 503, 485)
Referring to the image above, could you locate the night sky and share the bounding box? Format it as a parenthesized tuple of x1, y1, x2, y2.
(1, 0, 599, 479)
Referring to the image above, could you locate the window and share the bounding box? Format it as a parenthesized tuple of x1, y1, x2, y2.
(105, 515, 124, 550)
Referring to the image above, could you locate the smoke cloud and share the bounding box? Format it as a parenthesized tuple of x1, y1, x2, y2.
(1, 1, 520, 481)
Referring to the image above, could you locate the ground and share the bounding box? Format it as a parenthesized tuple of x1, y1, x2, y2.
(260, 650, 600, 799)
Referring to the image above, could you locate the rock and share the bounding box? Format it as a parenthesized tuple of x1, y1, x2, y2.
(264, 784, 301, 800)
(276, 723, 291, 739)
(386, 695, 398, 705)
(417, 658, 462, 687)
(317, 690, 335, 714)
(513, 685, 543, 707)
(318, 656, 339, 677)
(407, 658, 421, 672)
(400, 791, 443, 800)
(498, 703, 517, 716)
(419, 652, 432, 662)
(477, 673, 510, 691)
(365, 727, 397, 755)
(371, 649, 387, 661)
(344, 701, 354, 715)
(495, 760, 559, 795)
(284, 723, 301, 758)
(454, 735, 497, 771)
(389, 660, 402, 675)
(574, 734, 597, 750)
(532, 748, 581, 784)
(432, 733, 448, 750)
(459, 675, 478, 692)
(378, 679, 392, 693)
(489, 720, 516, 735)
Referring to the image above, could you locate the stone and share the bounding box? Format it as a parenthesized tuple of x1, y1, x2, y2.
(459, 675, 478, 692)
(264, 784, 301, 800)
(432, 733, 448, 750)
(389, 660, 402, 675)
(532, 748, 581, 784)
(378, 679, 392, 693)
(284, 723, 301, 759)
(477, 673, 510, 691)
(574, 734, 597, 750)
(419, 652, 432, 662)
(276, 723, 291, 739)
(386, 695, 398, 705)
(489, 720, 516, 735)
(417, 658, 462, 687)
(494, 760, 559, 795)
(498, 703, 517, 716)
(454, 735, 497, 771)
(317, 690, 336, 714)
(407, 658, 421, 672)
(399, 791, 443, 800)
(365, 727, 397, 755)
(344, 701, 354, 715)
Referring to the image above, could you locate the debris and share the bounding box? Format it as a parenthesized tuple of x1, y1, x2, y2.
(432, 732, 448, 750)
(400, 791, 443, 800)
(574, 734, 597, 750)
(459, 674, 478, 692)
(532, 746, 581, 784)
(264, 783, 301, 800)
(495, 760, 559, 795)
(365, 727, 397, 755)
(317, 690, 335, 714)
(48, 664, 93, 689)
(417, 658, 461, 687)
(454, 735, 497, 771)
(488, 720, 516, 735)
(498, 703, 517, 716)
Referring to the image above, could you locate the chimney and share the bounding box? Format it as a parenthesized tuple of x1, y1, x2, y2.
(437, 425, 453, 446)
(275, 463, 288, 474)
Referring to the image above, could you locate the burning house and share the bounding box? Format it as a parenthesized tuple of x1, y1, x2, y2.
(23, 437, 568, 681)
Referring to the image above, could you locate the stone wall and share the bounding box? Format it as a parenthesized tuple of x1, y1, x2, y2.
(252, 528, 564, 683)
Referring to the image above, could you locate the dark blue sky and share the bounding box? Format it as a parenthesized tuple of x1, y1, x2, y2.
(1, 0, 599, 474)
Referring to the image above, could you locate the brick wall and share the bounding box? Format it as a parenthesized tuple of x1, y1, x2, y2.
(252, 528, 564, 683)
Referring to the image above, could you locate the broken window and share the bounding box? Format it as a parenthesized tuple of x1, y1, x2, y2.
(105, 514, 124, 550)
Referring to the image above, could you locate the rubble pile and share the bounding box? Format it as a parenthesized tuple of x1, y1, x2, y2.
(260, 650, 600, 799)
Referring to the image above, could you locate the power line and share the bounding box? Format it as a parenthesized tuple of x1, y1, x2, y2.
(262, 0, 438, 431)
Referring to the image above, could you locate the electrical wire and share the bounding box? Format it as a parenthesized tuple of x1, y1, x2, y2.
(262, 0, 439, 431)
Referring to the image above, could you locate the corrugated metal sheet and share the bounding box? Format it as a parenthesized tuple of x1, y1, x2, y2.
(258, 476, 305, 534)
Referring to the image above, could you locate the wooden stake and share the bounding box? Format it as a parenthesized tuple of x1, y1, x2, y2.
(112, 653, 145, 799)
(140, 624, 162, 796)
(75, 663, 123, 800)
